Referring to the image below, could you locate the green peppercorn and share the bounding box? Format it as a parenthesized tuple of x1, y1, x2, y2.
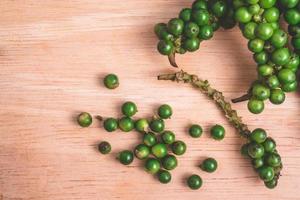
(135, 119, 149, 133)
(280, 0, 299, 8)
(158, 104, 173, 119)
(210, 124, 225, 140)
(192, 9, 210, 26)
(254, 51, 269, 65)
(284, 8, 300, 25)
(167, 18, 184, 37)
(183, 38, 200, 52)
(270, 29, 288, 48)
(250, 128, 267, 143)
(255, 23, 274, 40)
(118, 117, 134, 132)
(252, 84, 270, 101)
(199, 25, 214, 40)
(98, 141, 111, 154)
(162, 154, 178, 170)
(184, 22, 200, 38)
(278, 68, 296, 84)
(187, 174, 203, 190)
(288, 24, 300, 36)
(121, 101, 137, 117)
(258, 166, 275, 181)
(77, 112, 92, 127)
(211, 0, 227, 17)
(248, 98, 264, 114)
(259, 0, 276, 8)
(282, 81, 298, 92)
(292, 36, 300, 50)
(118, 150, 134, 165)
(264, 179, 277, 189)
(248, 4, 260, 15)
(243, 22, 257, 39)
(263, 7, 280, 23)
(151, 143, 168, 158)
(235, 7, 252, 23)
(257, 64, 274, 77)
(192, 0, 208, 10)
(189, 124, 203, 138)
(284, 54, 299, 72)
(103, 118, 118, 132)
(271, 48, 291, 66)
(145, 158, 161, 174)
(179, 8, 192, 22)
(263, 137, 276, 152)
(150, 118, 165, 133)
(157, 170, 172, 184)
(154, 23, 167, 39)
(143, 132, 157, 147)
(103, 74, 119, 89)
(270, 89, 285, 105)
(134, 144, 150, 160)
(266, 153, 281, 167)
(252, 158, 264, 169)
(267, 75, 280, 89)
(161, 131, 176, 144)
(200, 158, 218, 173)
(248, 38, 265, 53)
(171, 140, 187, 155)
(247, 142, 265, 158)
(157, 40, 174, 55)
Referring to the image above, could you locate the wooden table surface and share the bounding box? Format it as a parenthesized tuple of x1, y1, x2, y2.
(1, 1, 300, 199)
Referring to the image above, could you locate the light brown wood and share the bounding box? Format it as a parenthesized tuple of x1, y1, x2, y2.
(0, 1, 300, 199)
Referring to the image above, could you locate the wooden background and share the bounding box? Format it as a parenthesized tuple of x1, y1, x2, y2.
(0, 1, 299, 199)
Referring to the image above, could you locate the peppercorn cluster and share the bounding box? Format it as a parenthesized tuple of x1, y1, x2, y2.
(241, 128, 282, 189)
(154, 0, 299, 114)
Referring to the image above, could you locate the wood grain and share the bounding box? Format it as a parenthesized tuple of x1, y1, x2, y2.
(0, 1, 300, 199)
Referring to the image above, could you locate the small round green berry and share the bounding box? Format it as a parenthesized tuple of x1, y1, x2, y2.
(248, 98, 264, 114)
(258, 166, 275, 181)
(157, 170, 172, 184)
(118, 117, 134, 132)
(247, 142, 265, 158)
(187, 174, 203, 190)
(145, 158, 161, 174)
(162, 154, 178, 170)
(250, 128, 267, 143)
(252, 158, 264, 169)
(189, 124, 203, 138)
(200, 158, 218, 173)
(134, 144, 150, 160)
(264, 179, 277, 189)
(135, 119, 149, 133)
(171, 140, 187, 155)
(118, 150, 134, 165)
(98, 141, 111, 154)
(121, 101, 137, 117)
(103, 118, 118, 132)
(151, 143, 168, 158)
(103, 74, 119, 89)
(143, 132, 157, 147)
(158, 104, 173, 119)
(270, 89, 285, 105)
(210, 124, 225, 140)
(77, 112, 92, 127)
(161, 131, 176, 144)
(266, 153, 281, 167)
(263, 137, 276, 153)
(150, 119, 165, 133)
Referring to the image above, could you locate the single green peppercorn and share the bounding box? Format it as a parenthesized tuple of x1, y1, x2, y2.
(150, 118, 165, 133)
(263, 137, 276, 152)
(263, 7, 280, 23)
(247, 142, 265, 158)
(199, 25, 214, 40)
(259, 0, 276, 8)
(98, 141, 111, 154)
(211, 0, 227, 17)
(104, 74, 119, 89)
(151, 143, 168, 158)
(250, 128, 267, 143)
(200, 158, 218, 173)
(118, 117, 134, 132)
(243, 22, 257, 39)
(282, 81, 298, 92)
(103, 118, 118, 132)
(192, 9, 210, 26)
(235, 7, 252, 23)
(189, 124, 203, 138)
(292, 35, 300, 50)
(171, 140, 187, 155)
(266, 153, 281, 167)
(118, 150, 134, 165)
(157, 170, 172, 184)
(134, 144, 150, 160)
(157, 40, 174, 55)
(252, 84, 270, 101)
(270, 29, 288, 48)
(145, 158, 161, 174)
(187, 174, 203, 190)
(192, 0, 208, 10)
(161, 131, 176, 144)
(271, 48, 291, 66)
(241, 143, 250, 157)
(258, 166, 275, 181)
(162, 154, 178, 170)
(121, 101, 137, 117)
(167, 18, 184, 37)
(158, 104, 173, 119)
(179, 8, 192, 22)
(252, 158, 264, 169)
(248, 98, 264, 114)
(267, 75, 280, 89)
(278, 68, 296, 84)
(284, 8, 300, 25)
(284, 54, 300, 72)
(280, 0, 299, 8)
(248, 4, 260, 15)
(210, 124, 225, 140)
(254, 51, 269, 65)
(183, 38, 200, 52)
(184, 22, 200, 38)
(135, 119, 149, 133)
(143, 132, 157, 147)
(255, 23, 274, 40)
(270, 89, 285, 105)
(257, 64, 273, 77)
(248, 38, 265, 53)
(264, 178, 277, 189)
(77, 112, 92, 127)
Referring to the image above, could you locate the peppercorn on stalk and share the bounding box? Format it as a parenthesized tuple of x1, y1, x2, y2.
(158, 70, 282, 189)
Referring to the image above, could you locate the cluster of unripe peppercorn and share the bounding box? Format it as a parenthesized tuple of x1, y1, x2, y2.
(155, 0, 299, 114)
(241, 128, 282, 189)
(77, 73, 231, 190)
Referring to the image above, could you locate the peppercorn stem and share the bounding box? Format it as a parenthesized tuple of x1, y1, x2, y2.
(158, 70, 250, 138)
(231, 93, 252, 103)
(168, 53, 179, 68)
